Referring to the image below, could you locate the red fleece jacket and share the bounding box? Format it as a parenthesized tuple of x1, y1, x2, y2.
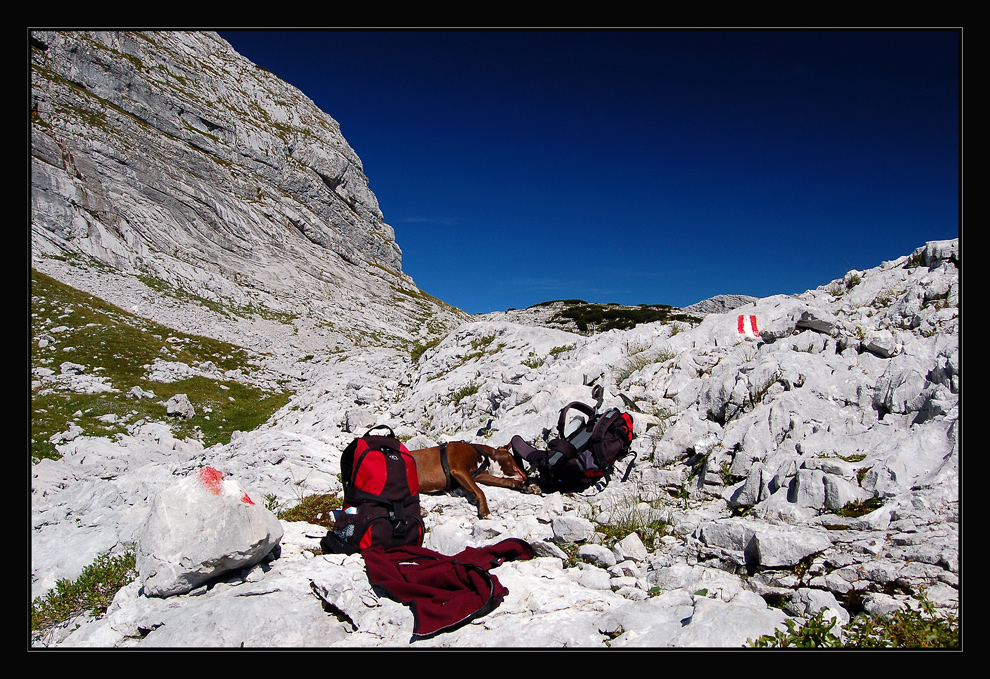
(362, 538, 534, 638)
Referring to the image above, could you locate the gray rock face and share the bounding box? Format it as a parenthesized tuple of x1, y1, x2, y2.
(31, 30, 465, 348)
(682, 294, 761, 316)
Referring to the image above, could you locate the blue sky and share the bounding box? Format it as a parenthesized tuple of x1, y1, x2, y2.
(219, 29, 960, 315)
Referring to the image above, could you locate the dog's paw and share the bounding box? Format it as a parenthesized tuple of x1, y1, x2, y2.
(524, 484, 543, 495)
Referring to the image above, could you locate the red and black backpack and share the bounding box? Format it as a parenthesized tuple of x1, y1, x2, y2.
(321, 425, 424, 554)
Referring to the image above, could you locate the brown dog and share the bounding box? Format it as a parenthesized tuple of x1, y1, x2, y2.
(408, 442, 528, 518)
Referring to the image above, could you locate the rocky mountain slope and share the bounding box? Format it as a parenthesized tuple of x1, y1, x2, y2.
(31, 30, 466, 354)
(30, 32, 960, 648)
(31, 237, 960, 648)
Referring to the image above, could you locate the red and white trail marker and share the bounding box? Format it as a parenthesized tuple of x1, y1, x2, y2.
(738, 314, 760, 339)
(197, 466, 255, 504)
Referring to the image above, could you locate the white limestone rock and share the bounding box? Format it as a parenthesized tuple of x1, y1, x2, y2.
(136, 467, 283, 597)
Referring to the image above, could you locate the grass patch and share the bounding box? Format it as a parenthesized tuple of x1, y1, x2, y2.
(411, 336, 442, 363)
(162, 376, 291, 445)
(276, 493, 343, 529)
(615, 348, 676, 384)
(522, 343, 575, 369)
(835, 496, 882, 518)
(137, 273, 298, 324)
(31, 269, 291, 460)
(590, 495, 668, 550)
(426, 333, 505, 380)
(450, 381, 480, 406)
(466, 334, 504, 360)
(750, 372, 783, 405)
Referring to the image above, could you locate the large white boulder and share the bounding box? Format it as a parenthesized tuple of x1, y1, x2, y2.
(136, 467, 283, 597)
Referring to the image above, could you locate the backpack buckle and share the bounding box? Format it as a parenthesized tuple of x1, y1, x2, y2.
(389, 504, 408, 539)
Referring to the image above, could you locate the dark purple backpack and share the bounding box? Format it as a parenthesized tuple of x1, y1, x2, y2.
(511, 400, 636, 492)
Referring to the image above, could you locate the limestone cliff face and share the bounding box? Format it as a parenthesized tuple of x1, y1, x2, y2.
(30, 31, 462, 341)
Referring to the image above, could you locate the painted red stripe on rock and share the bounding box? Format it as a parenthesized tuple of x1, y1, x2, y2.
(199, 467, 225, 495)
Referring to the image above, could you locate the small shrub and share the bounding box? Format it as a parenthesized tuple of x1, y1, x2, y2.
(748, 591, 959, 648)
(550, 302, 677, 333)
(841, 592, 959, 648)
(557, 541, 581, 568)
(873, 290, 894, 309)
(264, 493, 285, 514)
(522, 352, 544, 369)
(748, 609, 844, 648)
(32, 550, 137, 633)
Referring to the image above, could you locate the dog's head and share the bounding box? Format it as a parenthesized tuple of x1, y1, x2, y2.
(490, 444, 527, 483)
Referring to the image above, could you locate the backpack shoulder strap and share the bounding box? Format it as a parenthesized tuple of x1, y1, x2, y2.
(556, 401, 596, 438)
(340, 437, 360, 490)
